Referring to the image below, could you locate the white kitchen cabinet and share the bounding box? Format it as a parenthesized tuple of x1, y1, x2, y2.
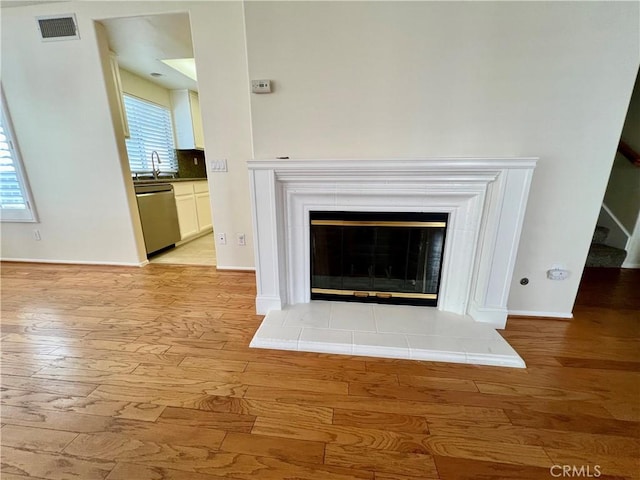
(189, 93, 205, 150)
(109, 53, 129, 138)
(172, 182, 195, 196)
(195, 192, 212, 231)
(172, 180, 212, 241)
(171, 90, 205, 150)
(175, 194, 199, 239)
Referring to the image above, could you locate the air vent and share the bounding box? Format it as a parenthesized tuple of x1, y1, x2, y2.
(36, 14, 79, 41)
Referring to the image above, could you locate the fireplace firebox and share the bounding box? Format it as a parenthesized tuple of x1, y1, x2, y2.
(310, 211, 448, 306)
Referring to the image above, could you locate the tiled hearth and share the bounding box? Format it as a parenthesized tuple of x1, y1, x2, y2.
(247, 158, 537, 366)
(250, 301, 525, 368)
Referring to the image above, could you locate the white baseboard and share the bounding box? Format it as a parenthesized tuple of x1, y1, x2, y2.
(216, 265, 256, 272)
(0, 257, 148, 267)
(508, 309, 573, 319)
(622, 262, 640, 269)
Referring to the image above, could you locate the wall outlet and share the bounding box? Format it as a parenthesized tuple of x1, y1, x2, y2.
(33, 229, 41, 241)
(547, 268, 569, 280)
(237, 233, 246, 246)
(251, 79, 272, 94)
(216, 233, 227, 245)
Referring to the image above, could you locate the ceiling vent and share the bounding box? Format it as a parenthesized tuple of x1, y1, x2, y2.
(36, 14, 79, 41)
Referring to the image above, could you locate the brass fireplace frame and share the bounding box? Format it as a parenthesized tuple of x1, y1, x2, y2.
(310, 214, 447, 304)
(311, 220, 447, 228)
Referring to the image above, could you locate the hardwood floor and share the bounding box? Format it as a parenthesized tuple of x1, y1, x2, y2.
(1, 263, 638, 479)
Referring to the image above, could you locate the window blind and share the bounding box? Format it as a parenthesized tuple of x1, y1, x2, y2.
(123, 94, 177, 174)
(0, 92, 36, 222)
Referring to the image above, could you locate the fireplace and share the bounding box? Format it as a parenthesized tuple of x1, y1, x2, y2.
(310, 211, 448, 306)
(247, 157, 537, 329)
(246, 158, 536, 367)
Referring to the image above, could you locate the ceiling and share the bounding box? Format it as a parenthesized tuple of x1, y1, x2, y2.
(100, 12, 198, 92)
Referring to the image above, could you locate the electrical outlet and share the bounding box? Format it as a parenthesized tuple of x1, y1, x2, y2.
(33, 229, 41, 241)
(251, 79, 272, 94)
(216, 233, 227, 245)
(237, 233, 246, 246)
(547, 267, 569, 280)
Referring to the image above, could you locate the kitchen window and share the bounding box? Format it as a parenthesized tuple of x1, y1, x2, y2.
(0, 88, 37, 222)
(123, 94, 178, 175)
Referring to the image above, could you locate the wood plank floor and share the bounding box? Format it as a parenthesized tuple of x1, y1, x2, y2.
(1, 263, 638, 480)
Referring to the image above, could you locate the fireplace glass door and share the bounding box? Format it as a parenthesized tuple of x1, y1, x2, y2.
(310, 211, 448, 306)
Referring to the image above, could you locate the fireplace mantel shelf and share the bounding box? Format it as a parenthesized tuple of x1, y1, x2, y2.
(248, 157, 538, 169)
(248, 158, 537, 184)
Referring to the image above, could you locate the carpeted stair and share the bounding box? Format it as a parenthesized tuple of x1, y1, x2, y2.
(586, 226, 627, 267)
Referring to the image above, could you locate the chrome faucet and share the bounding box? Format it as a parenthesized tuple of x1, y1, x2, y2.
(150, 151, 161, 179)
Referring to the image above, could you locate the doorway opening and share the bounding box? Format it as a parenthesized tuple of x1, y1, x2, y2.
(99, 12, 216, 266)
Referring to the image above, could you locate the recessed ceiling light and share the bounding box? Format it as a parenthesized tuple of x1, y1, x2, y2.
(150, 72, 163, 77)
(160, 58, 197, 82)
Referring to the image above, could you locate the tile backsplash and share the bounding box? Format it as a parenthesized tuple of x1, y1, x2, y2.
(177, 149, 207, 178)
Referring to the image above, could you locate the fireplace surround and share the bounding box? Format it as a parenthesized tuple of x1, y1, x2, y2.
(248, 157, 537, 329)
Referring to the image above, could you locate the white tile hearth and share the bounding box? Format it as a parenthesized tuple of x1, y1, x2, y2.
(250, 301, 526, 368)
(329, 303, 376, 332)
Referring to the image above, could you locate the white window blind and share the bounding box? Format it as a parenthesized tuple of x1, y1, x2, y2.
(0, 89, 37, 222)
(123, 94, 177, 174)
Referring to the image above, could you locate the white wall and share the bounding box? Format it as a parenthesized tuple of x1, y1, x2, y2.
(0, 1, 253, 268)
(1, 1, 638, 315)
(244, 1, 639, 316)
(189, 1, 255, 269)
(0, 6, 144, 265)
(119, 68, 172, 109)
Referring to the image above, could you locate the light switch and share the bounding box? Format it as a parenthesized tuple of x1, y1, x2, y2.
(209, 159, 227, 172)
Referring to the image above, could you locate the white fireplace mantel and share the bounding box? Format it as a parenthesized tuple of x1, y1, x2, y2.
(248, 157, 537, 329)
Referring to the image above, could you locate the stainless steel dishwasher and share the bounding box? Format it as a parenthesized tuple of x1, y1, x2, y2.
(134, 183, 181, 256)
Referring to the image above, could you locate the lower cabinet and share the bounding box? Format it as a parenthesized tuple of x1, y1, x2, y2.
(173, 181, 212, 241)
(175, 194, 199, 239)
(195, 193, 212, 231)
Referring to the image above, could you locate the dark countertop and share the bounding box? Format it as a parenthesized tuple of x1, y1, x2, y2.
(133, 177, 208, 185)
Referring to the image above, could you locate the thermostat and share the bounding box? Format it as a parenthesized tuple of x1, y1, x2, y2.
(251, 79, 272, 94)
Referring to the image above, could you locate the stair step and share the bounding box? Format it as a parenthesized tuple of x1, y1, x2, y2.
(592, 226, 609, 244)
(586, 243, 626, 268)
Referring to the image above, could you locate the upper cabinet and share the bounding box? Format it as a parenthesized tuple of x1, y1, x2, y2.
(108, 53, 129, 138)
(171, 89, 205, 150)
